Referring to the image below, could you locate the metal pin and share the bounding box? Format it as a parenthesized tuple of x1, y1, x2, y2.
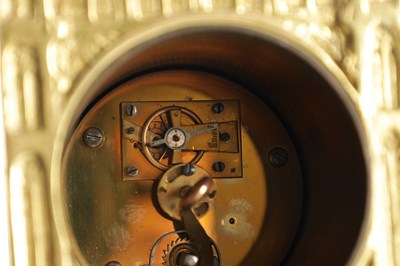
(182, 164, 196, 176)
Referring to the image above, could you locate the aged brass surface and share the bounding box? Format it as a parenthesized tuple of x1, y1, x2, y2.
(62, 70, 302, 265)
(1, 0, 400, 266)
(119, 99, 241, 180)
(157, 164, 216, 220)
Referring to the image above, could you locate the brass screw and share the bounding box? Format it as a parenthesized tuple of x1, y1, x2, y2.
(105, 261, 122, 266)
(220, 132, 230, 142)
(212, 161, 225, 172)
(127, 166, 139, 177)
(83, 127, 104, 148)
(126, 127, 135, 134)
(125, 104, 137, 116)
(268, 147, 288, 168)
(212, 102, 224, 114)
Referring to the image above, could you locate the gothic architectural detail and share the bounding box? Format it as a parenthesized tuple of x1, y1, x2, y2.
(87, 0, 126, 22)
(337, 0, 400, 99)
(46, 30, 120, 93)
(39, 0, 344, 95)
(1, 1, 399, 265)
(226, 0, 343, 64)
(281, 21, 343, 61)
(2, 43, 42, 134)
(1, 0, 35, 20)
(125, 0, 162, 20)
(9, 153, 53, 266)
(383, 131, 400, 266)
(43, 0, 88, 21)
(371, 27, 399, 111)
(160, 0, 192, 16)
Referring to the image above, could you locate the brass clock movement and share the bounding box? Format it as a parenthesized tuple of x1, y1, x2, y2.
(4, 1, 398, 264)
(62, 70, 302, 265)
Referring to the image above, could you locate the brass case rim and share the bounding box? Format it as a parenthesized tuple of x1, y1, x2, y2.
(50, 14, 372, 265)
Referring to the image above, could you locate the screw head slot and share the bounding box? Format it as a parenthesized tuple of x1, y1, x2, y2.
(125, 104, 137, 116)
(212, 161, 226, 172)
(83, 127, 104, 148)
(127, 166, 139, 177)
(212, 102, 224, 114)
(268, 147, 288, 168)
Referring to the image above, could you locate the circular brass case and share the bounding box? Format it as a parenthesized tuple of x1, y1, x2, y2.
(62, 70, 302, 265)
(55, 23, 369, 266)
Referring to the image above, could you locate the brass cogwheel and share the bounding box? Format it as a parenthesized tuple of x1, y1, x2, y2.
(162, 237, 198, 266)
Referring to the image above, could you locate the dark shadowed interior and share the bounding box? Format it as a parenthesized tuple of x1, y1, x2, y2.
(77, 28, 369, 265)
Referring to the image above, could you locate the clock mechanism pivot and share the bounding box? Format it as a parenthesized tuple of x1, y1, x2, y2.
(121, 101, 242, 181)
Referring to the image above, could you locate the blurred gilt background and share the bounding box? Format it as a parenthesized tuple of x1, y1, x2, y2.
(1, 0, 400, 265)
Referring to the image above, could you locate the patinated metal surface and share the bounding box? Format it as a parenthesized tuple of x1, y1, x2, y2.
(61, 70, 302, 265)
(0, 0, 399, 265)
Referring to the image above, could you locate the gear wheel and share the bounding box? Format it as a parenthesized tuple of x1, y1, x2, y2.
(162, 237, 198, 266)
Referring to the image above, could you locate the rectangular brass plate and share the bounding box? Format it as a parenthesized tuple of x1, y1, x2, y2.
(121, 100, 242, 180)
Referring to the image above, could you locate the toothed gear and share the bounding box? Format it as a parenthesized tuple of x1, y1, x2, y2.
(162, 237, 198, 266)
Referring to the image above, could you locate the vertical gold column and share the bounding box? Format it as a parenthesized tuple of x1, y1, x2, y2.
(339, 0, 400, 264)
(9, 153, 53, 266)
(1, 1, 55, 265)
(383, 132, 400, 266)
